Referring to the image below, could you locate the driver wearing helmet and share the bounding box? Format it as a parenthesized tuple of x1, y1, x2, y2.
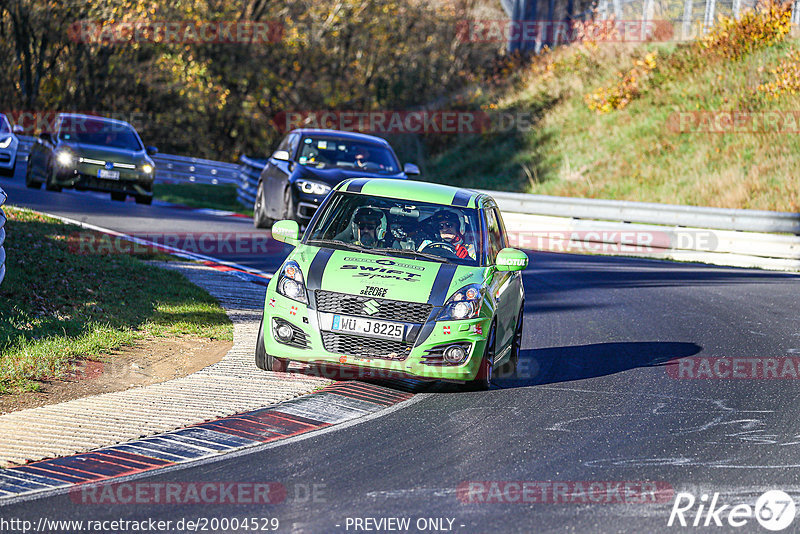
(430, 209, 475, 259)
(351, 207, 386, 248)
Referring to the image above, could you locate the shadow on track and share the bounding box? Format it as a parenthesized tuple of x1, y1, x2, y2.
(494, 341, 702, 389)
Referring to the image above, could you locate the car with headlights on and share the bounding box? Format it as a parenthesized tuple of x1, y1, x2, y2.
(0, 114, 23, 178)
(253, 129, 419, 228)
(26, 113, 158, 204)
(256, 178, 528, 390)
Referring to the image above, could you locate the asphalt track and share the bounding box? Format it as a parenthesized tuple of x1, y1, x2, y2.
(3, 174, 800, 533)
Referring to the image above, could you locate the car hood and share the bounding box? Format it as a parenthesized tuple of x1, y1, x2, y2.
(291, 165, 405, 186)
(292, 245, 486, 306)
(62, 142, 146, 164)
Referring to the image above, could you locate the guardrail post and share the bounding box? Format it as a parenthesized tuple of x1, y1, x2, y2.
(682, 0, 694, 39)
(703, 0, 717, 34)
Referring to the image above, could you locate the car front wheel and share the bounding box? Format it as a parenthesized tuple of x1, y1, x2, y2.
(497, 306, 523, 378)
(255, 319, 288, 372)
(253, 182, 274, 229)
(25, 161, 41, 189)
(464, 322, 496, 391)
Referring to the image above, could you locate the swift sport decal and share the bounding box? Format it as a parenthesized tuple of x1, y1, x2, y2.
(341, 264, 422, 282)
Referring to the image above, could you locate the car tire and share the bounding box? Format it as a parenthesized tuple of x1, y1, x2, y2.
(110, 192, 126, 201)
(283, 186, 299, 223)
(255, 319, 288, 372)
(44, 164, 62, 192)
(253, 182, 274, 229)
(497, 306, 523, 378)
(464, 322, 496, 391)
(135, 195, 152, 205)
(25, 161, 41, 188)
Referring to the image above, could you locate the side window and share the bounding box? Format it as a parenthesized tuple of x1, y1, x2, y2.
(493, 208, 508, 249)
(286, 133, 300, 159)
(275, 134, 293, 154)
(485, 208, 504, 263)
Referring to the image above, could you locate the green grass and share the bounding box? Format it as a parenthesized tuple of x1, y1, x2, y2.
(0, 207, 233, 395)
(154, 183, 253, 216)
(426, 29, 800, 212)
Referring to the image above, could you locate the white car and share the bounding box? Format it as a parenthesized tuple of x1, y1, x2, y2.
(0, 114, 23, 178)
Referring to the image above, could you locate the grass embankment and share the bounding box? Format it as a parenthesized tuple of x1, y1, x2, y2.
(0, 207, 233, 395)
(153, 183, 253, 216)
(428, 3, 800, 212)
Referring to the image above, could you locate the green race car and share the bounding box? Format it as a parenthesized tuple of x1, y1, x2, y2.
(257, 178, 528, 389)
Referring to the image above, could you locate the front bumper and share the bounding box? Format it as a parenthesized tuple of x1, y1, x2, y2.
(54, 164, 153, 196)
(262, 290, 490, 381)
(0, 145, 18, 170)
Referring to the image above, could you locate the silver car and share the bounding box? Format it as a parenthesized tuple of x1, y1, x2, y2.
(0, 114, 22, 178)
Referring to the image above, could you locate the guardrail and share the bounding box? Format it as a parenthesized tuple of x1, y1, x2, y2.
(0, 187, 7, 286)
(15, 136, 240, 186)
(237, 155, 266, 207)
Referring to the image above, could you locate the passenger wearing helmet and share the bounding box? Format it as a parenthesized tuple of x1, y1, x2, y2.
(349, 207, 387, 248)
(429, 209, 475, 259)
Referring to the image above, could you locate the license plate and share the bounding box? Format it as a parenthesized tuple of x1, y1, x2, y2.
(332, 314, 404, 341)
(98, 169, 120, 180)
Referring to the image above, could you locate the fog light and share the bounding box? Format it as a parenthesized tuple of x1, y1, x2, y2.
(443, 345, 467, 364)
(276, 324, 293, 342)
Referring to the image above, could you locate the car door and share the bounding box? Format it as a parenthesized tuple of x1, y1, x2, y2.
(261, 133, 299, 219)
(485, 207, 517, 355)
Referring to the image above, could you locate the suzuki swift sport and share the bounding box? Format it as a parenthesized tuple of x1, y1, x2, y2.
(256, 178, 528, 389)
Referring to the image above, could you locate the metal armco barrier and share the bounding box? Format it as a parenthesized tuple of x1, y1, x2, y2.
(483, 190, 800, 235)
(0, 187, 7, 286)
(237, 155, 265, 208)
(15, 137, 240, 186)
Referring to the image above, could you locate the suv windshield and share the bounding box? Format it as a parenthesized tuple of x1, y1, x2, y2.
(306, 192, 483, 266)
(58, 117, 143, 150)
(297, 137, 399, 173)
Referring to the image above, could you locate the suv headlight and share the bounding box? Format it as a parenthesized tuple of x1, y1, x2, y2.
(438, 283, 482, 321)
(141, 163, 154, 174)
(56, 150, 75, 167)
(276, 260, 308, 304)
(296, 180, 330, 195)
(0, 137, 12, 149)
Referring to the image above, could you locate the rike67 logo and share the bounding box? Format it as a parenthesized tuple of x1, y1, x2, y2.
(668, 490, 796, 531)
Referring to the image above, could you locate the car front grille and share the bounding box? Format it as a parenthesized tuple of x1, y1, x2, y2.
(78, 176, 138, 192)
(321, 331, 412, 361)
(315, 290, 431, 324)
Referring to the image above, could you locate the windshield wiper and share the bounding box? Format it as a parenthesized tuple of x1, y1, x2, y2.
(307, 239, 364, 252)
(370, 247, 449, 263)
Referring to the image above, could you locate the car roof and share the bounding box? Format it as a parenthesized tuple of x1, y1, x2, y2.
(335, 178, 490, 209)
(57, 113, 132, 127)
(289, 129, 391, 147)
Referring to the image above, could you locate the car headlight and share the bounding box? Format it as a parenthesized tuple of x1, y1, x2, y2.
(296, 180, 331, 196)
(0, 137, 12, 149)
(141, 163, 154, 174)
(276, 260, 308, 304)
(438, 283, 482, 321)
(56, 150, 75, 167)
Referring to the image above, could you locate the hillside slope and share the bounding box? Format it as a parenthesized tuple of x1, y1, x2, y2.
(427, 5, 800, 212)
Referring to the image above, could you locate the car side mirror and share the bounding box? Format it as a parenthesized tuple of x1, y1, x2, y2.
(272, 150, 290, 162)
(12, 125, 23, 134)
(146, 146, 159, 155)
(271, 220, 300, 246)
(403, 163, 420, 175)
(495, 248, 528, 271)
(38, 132, 53, 144)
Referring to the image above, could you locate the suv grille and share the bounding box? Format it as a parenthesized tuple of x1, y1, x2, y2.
(315, 290, 431, 324)
(321, 331, 412, 361)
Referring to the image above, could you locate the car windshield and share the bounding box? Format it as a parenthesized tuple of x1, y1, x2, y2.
(58, 117, 143, 150)
(306, 191, 483, 266)
(0, 115, 10, 133)
(297, 137, 399, 173)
